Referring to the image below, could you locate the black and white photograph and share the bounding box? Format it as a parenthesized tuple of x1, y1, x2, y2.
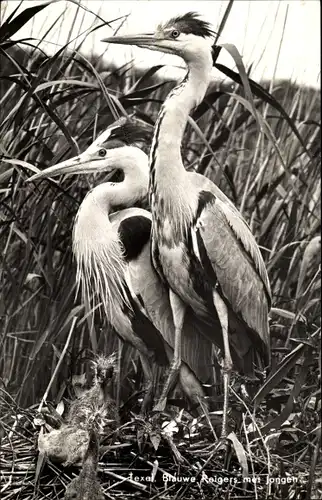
(0, 1, 320, 499)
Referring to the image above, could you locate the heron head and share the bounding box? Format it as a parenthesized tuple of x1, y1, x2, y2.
(102, 12, 215, 62)
(27, 117, 151, 181)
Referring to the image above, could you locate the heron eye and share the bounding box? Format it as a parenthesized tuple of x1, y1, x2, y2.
(171, 29, 180, 39)
(98, 148, 106, 157)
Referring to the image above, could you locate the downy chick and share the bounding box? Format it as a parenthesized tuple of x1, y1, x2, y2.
(64, 413, 104, 500)
(67, 353, 117, 429)
(38, 353, 117, 466)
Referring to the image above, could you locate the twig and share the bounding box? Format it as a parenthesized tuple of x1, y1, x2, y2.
(37, 316, 77, 413)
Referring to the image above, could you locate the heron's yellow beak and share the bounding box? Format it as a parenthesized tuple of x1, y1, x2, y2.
(102, 31, 180, 57)
(26, 152, 96, 182)
(101, 33, 158, 47)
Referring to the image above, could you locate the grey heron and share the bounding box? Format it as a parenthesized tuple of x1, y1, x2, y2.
(28, 118, 214, 413)
(102, 12, 271, 436)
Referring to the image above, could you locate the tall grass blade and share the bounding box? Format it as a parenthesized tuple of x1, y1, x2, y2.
(213, 62, 312, 158)
(0, 1, 52, 42)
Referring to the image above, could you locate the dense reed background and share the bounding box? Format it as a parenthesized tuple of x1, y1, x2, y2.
(0, 2, 320, 499)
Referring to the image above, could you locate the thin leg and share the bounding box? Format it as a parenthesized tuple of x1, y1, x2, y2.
(178, 363, 205, 411)
(153, 291, 186, 412)
(139, 355, 155, 413)
(213, 291, 232, 438)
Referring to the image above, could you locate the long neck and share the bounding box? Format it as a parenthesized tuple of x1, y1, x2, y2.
(150, 51, 212, 197)
(73, 155, 149, 321)
(80, 428, 99, 479)
(80, 154, 149, 220)
(95, 181, 141, 214)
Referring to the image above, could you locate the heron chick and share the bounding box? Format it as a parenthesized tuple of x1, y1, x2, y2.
(67, 353, 118, 432)
(64, 409, 104, 500)
(38, 353, 117, 467)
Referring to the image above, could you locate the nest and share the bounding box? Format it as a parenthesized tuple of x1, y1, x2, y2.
(1, 394, 319, 500)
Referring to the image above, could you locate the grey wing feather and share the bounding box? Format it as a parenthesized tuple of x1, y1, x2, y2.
(216, 198, 271, 305)
(128, 243, 214, 384)
(190, 172, 271, 305)
(181, 311, 215, 385)
(197, 196, 270, 351)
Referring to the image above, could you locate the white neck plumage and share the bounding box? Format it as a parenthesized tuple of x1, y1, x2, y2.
(149, 46, 213, 222)
(73, 146, 149, 262)
(72, 147, 149, 320)
(86, 148, 149, 216)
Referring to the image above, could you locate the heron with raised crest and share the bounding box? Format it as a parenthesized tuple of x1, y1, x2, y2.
(102, 12, 271, 436)
(28, 117, 214, 413)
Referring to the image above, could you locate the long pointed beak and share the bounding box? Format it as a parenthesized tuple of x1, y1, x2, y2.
(27, 154, 92, 182)
(102, 33, 159, 47)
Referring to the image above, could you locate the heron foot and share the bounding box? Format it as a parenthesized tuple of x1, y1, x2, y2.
(220, 426, 227, 439)
(222, 357, 233, 373)
(152, 397, 167, 413)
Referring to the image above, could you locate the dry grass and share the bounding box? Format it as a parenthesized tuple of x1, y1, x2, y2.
(0, 2, 321, 499)
(1, 390, 321, 499)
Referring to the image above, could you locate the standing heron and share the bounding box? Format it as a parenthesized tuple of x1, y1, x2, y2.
(103, 12, 271, 435)
(28, 118, 214, 412)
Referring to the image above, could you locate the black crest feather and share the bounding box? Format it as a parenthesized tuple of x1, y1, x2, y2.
(163, 12, 215, 39)
(109, 117, 152, 145)
(101, 117, 152, 150)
